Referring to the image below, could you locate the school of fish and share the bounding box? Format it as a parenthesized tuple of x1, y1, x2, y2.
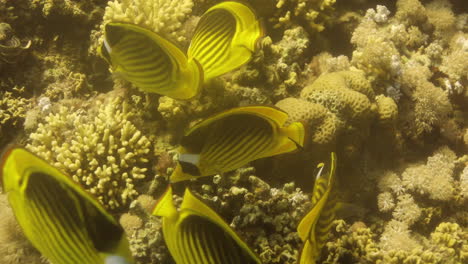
(0, 1, 339, 264)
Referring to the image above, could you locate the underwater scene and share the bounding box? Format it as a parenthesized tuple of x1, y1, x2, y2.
(0, 0, 467, 263)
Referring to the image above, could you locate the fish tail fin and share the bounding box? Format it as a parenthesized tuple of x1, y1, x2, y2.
(152, 185, 177, 219)
(187, 1, 263, 80)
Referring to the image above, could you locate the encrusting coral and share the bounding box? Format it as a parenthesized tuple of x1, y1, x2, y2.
(275, 97, 339, 145)
(26, 93, 153, 210)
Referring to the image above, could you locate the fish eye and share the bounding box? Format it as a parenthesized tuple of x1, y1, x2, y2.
(179, 161, 201, 176)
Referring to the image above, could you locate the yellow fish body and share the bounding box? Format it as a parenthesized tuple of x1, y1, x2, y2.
(99, 22, 203, 99)
(170, 106, 305, 183)
(188, 1, 264, 80)
(0, 146, 134, 264)
(152, 185, 261, 264)
(297, 153, 338, 264)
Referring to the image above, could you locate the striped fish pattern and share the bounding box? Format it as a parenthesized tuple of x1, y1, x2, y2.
(153, 186, 261, 264)
(100, 23, 202, 99)
(1, 147, 134, 264)
(170, 106, 305, 182)
(297, 153, 338, 264)
(188, 1, 263, 80)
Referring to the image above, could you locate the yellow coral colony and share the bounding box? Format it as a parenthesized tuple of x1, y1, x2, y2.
(188, 1, 264, 80)
(297, 152, 338, 264)
(152, 185, 261, 264)
(99, 22, 203, 99)
(170, 106, 305, 183)
(0, 147, 134, 264)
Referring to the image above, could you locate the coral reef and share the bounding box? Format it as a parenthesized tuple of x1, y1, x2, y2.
(324, 219, 468, 264)
(0, 22, 30, 65)
(0, 194, 44, 264)
(26, 93, 154, 210)
(232, 26, 311, 100)
(0, 0, 466, 263)
(102, 0, 194, 44)
(0, 87, 31, 148)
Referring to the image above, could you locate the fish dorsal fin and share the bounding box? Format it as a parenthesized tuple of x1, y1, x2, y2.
(183, 106, 289, 138)
(152, 185, 178, 220)
(1, 146, 133, 262)
(99, 23, 203, 100)
(188, 1, 263, 80)
(297, 153, 337, 242)
(181, 188, 260, 262)
(1, 147, 114, 223)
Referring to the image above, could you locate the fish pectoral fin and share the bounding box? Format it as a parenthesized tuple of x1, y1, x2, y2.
(152, 185, 178, 219)
(170, 164, 197, 183)
(262, 127, 304, 158)
(282, 122, 305, 148)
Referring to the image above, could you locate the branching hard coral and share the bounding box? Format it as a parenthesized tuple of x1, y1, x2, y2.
(122, 200, 170, 264)
(268, 0, 336, 33)
(0, 87, 31, 148)
(26, 94, 153, 210)
(182, 167, 311, 264)
(40, 52, 91, 99)
(232, 26, 311, 100)
(29, 0, 103, 23)
(102, 0, 193, 44)
(348, 0, 464, 142)
(430, 222, 468, 263)
(323, 220, 383, 264)
(157, 79, 270, 135)
(324, 218, 468, 264)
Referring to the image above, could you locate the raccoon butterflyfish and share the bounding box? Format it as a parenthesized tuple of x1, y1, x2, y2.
(152, 185, 261, 264)
(297, 152, 338, 264)
(188, 1, 264, 80)
(0, 146, 134, 264)
(170, 106, 305, 183)
(99, 22, 203, 100)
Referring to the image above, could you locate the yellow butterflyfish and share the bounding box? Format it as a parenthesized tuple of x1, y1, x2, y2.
(152, 185, 261, 264)
(99, 22, 203, 99)
(170, 105, 304, 183)
(0, 146, 134, 264)
(188, 1, 264, 80)
(297, 152, 338, 264)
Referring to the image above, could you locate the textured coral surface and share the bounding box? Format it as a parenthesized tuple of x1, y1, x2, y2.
(0, 0, 466, 263)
